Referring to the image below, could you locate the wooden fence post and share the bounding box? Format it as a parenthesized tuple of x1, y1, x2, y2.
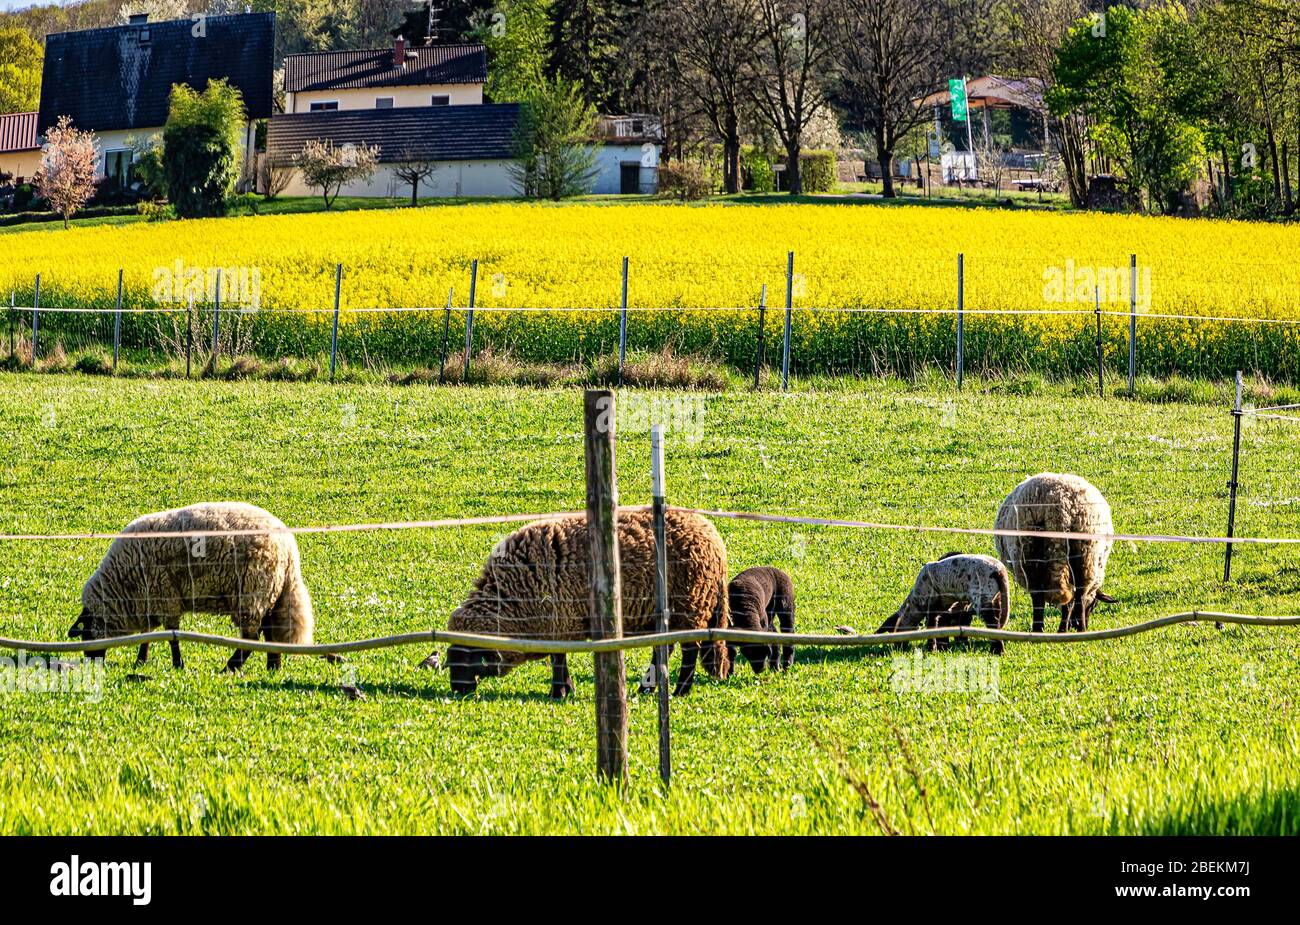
(1095, 286, 1103, 398)
(782, 251, 793, 391)
(650, 424, 672, 787)
(1224, 370, 1243, 583)
(329, 263, 342, 383)
(112, 269, 123, 373)
(211, 267, 222, 367)
(956, 253, 964, 391)
(31, 274, 39, 362)
(617, 256, 629, 387)
(753, 284, 767, 389)
(438, 286, 453, 384)
(463, 259, 478, 383)
(1127, 253, 1137, 396)
(584, 389, 628, 786)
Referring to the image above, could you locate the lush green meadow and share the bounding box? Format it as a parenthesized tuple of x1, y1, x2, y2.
(1, 372, 1298, 834)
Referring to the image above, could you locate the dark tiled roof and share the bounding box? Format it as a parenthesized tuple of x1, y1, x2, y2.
(267, 104, 521, 165)
(0, 111, 38, 153)
(284, 44, 487, 92)
(38, 13, 275, 134)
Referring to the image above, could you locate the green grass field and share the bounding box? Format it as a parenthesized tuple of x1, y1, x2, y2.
(1, 371, 1298, 834)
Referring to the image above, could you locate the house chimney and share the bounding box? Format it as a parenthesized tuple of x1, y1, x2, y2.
(394, 36, 406, 68)
(127, 13, 148, 25)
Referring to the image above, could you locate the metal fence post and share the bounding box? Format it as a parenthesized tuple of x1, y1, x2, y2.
(956, 253, 964, 391)
(8, 291, 14, 360)
(185, 295, 194, 379)
(31, 274, 39, 362)
(1128, 253, 1137, 396)
(782, 251, 793, 391)
(583, 389, 628, 786)
(754, 284, 767, 389)
(329, 263, 342, 383)
(112, 269, 123, 373)
(211, 267, 222, 366)
(650, 424, 672, 788)
(463, 259, 478, 383)
(438, 286, 453, 384)
(1223, 369, 1243, 583)
(1095, 286, 1103, 398)
(617, 256, 628, 387)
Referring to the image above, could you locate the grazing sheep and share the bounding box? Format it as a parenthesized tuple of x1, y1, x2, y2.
(994, 473, 1116, 633)
(68, 502, 315, 671)
(440, 509, 731, 698)
(726, 566, 796, 673)
(876, 553, 1010, 655)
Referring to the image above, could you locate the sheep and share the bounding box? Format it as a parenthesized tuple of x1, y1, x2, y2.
(440, 508, 731, 698)
(994, 473, 1117, 634)
(68, 502, 316, 672)
(876, 552, 1011, 654)
(726, 566, 796, 673)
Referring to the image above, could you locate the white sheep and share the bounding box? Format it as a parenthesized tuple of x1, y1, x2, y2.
(994, 473, 1116, 633)
(69, 502, 315, 671)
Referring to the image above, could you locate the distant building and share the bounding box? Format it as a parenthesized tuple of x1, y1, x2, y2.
(36, 12, 275, 187)
(0, 111, 40, 182)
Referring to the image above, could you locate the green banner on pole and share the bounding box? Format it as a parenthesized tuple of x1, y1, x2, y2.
(949, 78, 969, 123)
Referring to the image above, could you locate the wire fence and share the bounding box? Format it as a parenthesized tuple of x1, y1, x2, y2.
(9, 252, 1300, 385)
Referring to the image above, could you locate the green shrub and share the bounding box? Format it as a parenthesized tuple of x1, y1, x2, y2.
(799, 150, 836, 193)
(162, 80, 247, 218)
(742, 147, 775, 193)
(657, 160, 714, 200)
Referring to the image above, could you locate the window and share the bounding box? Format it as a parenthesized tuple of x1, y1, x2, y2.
(431, 95, 450, 106)
(309, 101, 339, 112)
(376, 98, 394, 109)
(104, 149, 133, 188)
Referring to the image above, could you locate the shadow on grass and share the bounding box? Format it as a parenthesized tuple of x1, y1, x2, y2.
(1127, 784, 1300, 836)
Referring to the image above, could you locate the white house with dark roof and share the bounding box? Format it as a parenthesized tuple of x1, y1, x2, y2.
(37, 11, 275, 187)
(270, 34, 659, 199)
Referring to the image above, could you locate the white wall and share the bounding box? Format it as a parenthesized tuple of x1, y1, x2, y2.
(589, 143, 659, 195)
(278, 159, 519, 199)
(0, 149, 40, 181)
(288, 85, 483, 113)
(91, 122, 259, 185)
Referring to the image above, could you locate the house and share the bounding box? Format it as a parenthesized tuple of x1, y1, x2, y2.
(0, 111, 40, 182)
(37, 12, 275, 188)
(269, 36, 660, 199)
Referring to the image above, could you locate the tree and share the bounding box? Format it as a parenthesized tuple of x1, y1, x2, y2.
(33, 116, 99, 229)
(0, 26, 42, 114)
(832, 0, 990, 198)
(751, 0, 836, 195)
(162, 79, 247, 218)
(650, 0, 761, 194)
(549, 0, 629, 110)
(296, 139, 380, 208)
(392, 150, 438, 205)
(474, 0, 553, 102)
(510, 76, 598, 199)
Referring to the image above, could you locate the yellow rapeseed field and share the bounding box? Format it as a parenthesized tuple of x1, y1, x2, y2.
(4, 201, 1299, 378)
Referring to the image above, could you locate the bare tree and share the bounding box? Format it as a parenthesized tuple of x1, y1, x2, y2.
(295, 139, 380, 210)
(33, 116, 99, 229)
(751, 0, 837, 195)
(392, 150, 437, 206)
(651, 0, 761, 194)
(832, 0, 991, 198)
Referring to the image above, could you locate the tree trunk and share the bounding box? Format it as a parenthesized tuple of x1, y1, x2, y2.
(723, 111, 740, 194)
(786, 139, 802, 195)
(410, 180, 419, 207)
(877, 125, 895, 198)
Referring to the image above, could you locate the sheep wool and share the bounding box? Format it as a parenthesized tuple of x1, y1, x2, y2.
(443, 508, 731, 697)
(994, 473, 1114, 633)
(76, 502, 314, 670)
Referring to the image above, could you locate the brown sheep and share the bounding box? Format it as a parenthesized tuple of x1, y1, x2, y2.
(994, 473, 1117, 633)
(440, 508, 731, 698)
(726, 566, 796, 673)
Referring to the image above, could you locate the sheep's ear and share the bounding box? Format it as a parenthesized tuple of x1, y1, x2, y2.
(1095, 591, 1117, 604)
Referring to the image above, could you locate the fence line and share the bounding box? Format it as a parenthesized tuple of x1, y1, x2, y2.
(4, 611, 1297, 659)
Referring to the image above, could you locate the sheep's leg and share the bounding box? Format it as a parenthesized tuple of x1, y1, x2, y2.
(1057, 605, 1071, 634)
(980, 605, 1004, 656)
(673, 643, 700, 697)
(136, 643, 149, 666)
(1030, 592, 1046, 634)
(926, 610, 941, 653)
(550, 653, 575, 699)
(223, 629, 258, 673)
(169, 639, 184, 669)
